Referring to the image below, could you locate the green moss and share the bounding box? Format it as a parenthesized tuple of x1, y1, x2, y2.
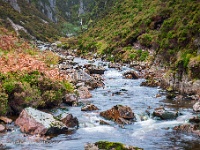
(95, 141, 143, 150)
(0, 89, 8, 115)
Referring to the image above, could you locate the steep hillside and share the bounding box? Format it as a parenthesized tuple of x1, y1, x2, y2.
(0, 0, 60, 41)
(74, 0, 200, 94)
(0, 0, 116, 40)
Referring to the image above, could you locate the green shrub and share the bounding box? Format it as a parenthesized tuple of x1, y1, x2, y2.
(0, 91, 8, 115)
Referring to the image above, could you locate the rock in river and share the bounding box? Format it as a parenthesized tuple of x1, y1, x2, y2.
(193, 101, 200, 112)
(0, 116, 12, 124)
(15, 107, 67, 135)
(123, 70, 139, 79)
(85, 141, 143, 150)
(0, 124, 6, 132)
(64, 93, 78, 106)
(81, 104, 99, 111)
(100, 105, 134, 124)
(77, 86, 92, 99)
(59, 113, 79, 129)
(153, 107, 178, 120)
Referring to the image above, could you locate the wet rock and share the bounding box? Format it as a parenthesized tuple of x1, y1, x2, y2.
(140, 79, 159, 87)
(15, 107, 68, 135)
(87, 66, 105, 75)
(189, 116, 200, 123)
(85, 141, 143, 150)
(59, 64, 73, 70)
(64, 93, 78, 106)
(69, 70, 99, 89)
(108, 63, 121, 69)
(193, 101, 200, 112)
(77, 86, 92, 99)
(0, 116, 12, 124)
(100, 105, 134, 124)
(99, 120, 110, 125)
(81, 104, 99, 111)
(153, 107, 178, 120)
(0, 124, 6, 132)
(66, 55, 74, 61)
(123, 70, 139, 79)
(174, 124, 200, 136)
(59, 113, 79, 129)
(85, 143, 99, 150)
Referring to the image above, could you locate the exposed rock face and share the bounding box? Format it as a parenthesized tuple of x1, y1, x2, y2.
(81, 104, 99, 111)
(193, 101, 200, 112)
(153, 107, 178, 120)
(3, 0, 21, 12)
(77, 86, 92, 99)
(123, 70, 139, 79)
(15, 107, 67, 135)
(100, 105, 134, 124)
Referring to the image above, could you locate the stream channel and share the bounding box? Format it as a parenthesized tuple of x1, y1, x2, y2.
(0, 57, 200, 150)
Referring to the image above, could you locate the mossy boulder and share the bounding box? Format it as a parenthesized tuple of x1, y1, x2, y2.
(85, 141, 143, 150)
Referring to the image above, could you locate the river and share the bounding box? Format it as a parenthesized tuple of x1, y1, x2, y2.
(0, 58, 199, 150)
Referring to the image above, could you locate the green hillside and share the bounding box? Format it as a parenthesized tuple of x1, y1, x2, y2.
(77, 0, 200, 79)
(0, 0, 61, 41)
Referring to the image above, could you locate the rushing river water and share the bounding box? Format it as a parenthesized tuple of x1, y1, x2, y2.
(0, 58, 200, 150)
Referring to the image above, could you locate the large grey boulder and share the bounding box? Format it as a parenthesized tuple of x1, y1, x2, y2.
(15, 107, 67, 135)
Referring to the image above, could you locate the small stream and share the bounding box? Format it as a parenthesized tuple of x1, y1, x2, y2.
(0, 58, 200, 150)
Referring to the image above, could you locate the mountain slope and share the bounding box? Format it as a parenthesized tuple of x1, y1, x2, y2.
(77, 0, 200, 77)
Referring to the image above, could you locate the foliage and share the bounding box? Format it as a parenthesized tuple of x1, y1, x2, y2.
(0, 0, 59, 41)
(73, 0, 200, 79)
(0, 28, 74, 114)
(95, 141, 143, 150)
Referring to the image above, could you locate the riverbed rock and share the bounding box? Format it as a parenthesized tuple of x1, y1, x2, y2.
(77, 86, 92, 99)
(193, 101, 200, 112)
(59, 113, 79, 129)
(108, 63, 121, 69)
(100, 105, 134, 124)
(69, 69, 99, 89)
(15, 107, 68, 135)
(99, 120, 110, 125)
(0, 124, 6, 132)
(189, 116, 200, 123)
(153, 107, 178, 120)
(64, 93, 78, 106)
(81, 104, 99, 111)
(174, 124, 200, 136)
(87, 65, 105, 75)
(0, 116, 12, 124)
(123, 70, 139, 79)
(85, 141, 143, 150)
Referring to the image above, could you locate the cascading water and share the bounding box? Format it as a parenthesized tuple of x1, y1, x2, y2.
(0, 58, 199, 150)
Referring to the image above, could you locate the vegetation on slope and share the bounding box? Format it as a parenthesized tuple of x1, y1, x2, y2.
(0, 28, 74, 115)
(74, 0, 200, 79)
(0, 0, 60, 41)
